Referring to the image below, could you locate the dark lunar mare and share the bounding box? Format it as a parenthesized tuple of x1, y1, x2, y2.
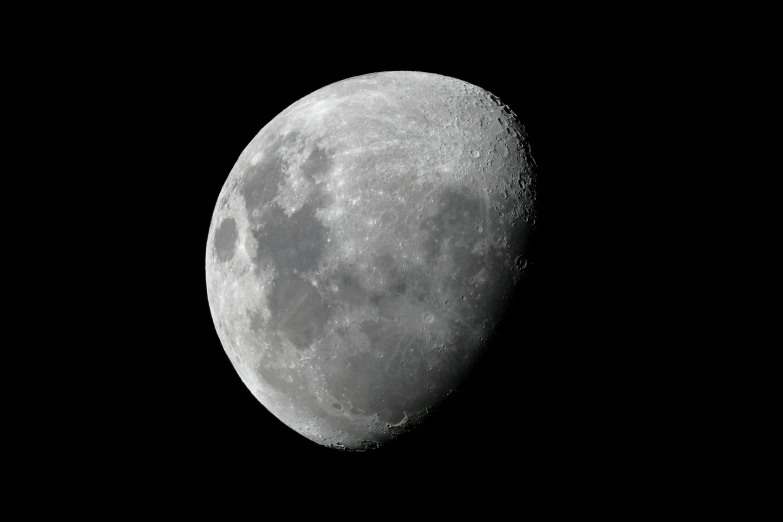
(251, 201, 329, 279)
(241, 131, 301, 221)
(240, 134, 338, 400)
(213, 217, 238, 262)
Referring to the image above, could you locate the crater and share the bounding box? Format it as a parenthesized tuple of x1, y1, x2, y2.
(214, 217, 238, 262)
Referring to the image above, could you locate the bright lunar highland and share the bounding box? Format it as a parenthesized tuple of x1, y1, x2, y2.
(205, 71, 537, 451)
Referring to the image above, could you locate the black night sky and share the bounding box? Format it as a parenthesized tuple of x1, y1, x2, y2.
(84, 28, 658, 498)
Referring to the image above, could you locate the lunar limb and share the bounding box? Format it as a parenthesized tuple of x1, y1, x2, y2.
(205, 71, 536, 450)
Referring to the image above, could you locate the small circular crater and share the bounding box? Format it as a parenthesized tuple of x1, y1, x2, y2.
(471, 150, 480, 158)
(444, 300, 450, 306)
(332, 402, 343, 410)
(461, 296, 466, 300)
(423, 312, 435, 323)
(476, 225, 483, 232)
(515, 256, 528, 270)
(393, 315, 400, 323)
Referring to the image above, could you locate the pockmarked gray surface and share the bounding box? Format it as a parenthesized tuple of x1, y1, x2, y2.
(205, 71, 537, 451)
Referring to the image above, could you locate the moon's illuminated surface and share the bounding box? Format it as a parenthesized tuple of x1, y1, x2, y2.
(205, 71, 537, 451)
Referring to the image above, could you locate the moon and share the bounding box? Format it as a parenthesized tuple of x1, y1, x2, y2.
(205, 71, 537, 451)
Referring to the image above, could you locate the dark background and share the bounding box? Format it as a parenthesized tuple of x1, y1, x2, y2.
(9, 10, 731, 508)
(81, 33, 654, 495)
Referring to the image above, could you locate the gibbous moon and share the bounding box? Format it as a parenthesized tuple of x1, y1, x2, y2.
(205, 71, 537, 451)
